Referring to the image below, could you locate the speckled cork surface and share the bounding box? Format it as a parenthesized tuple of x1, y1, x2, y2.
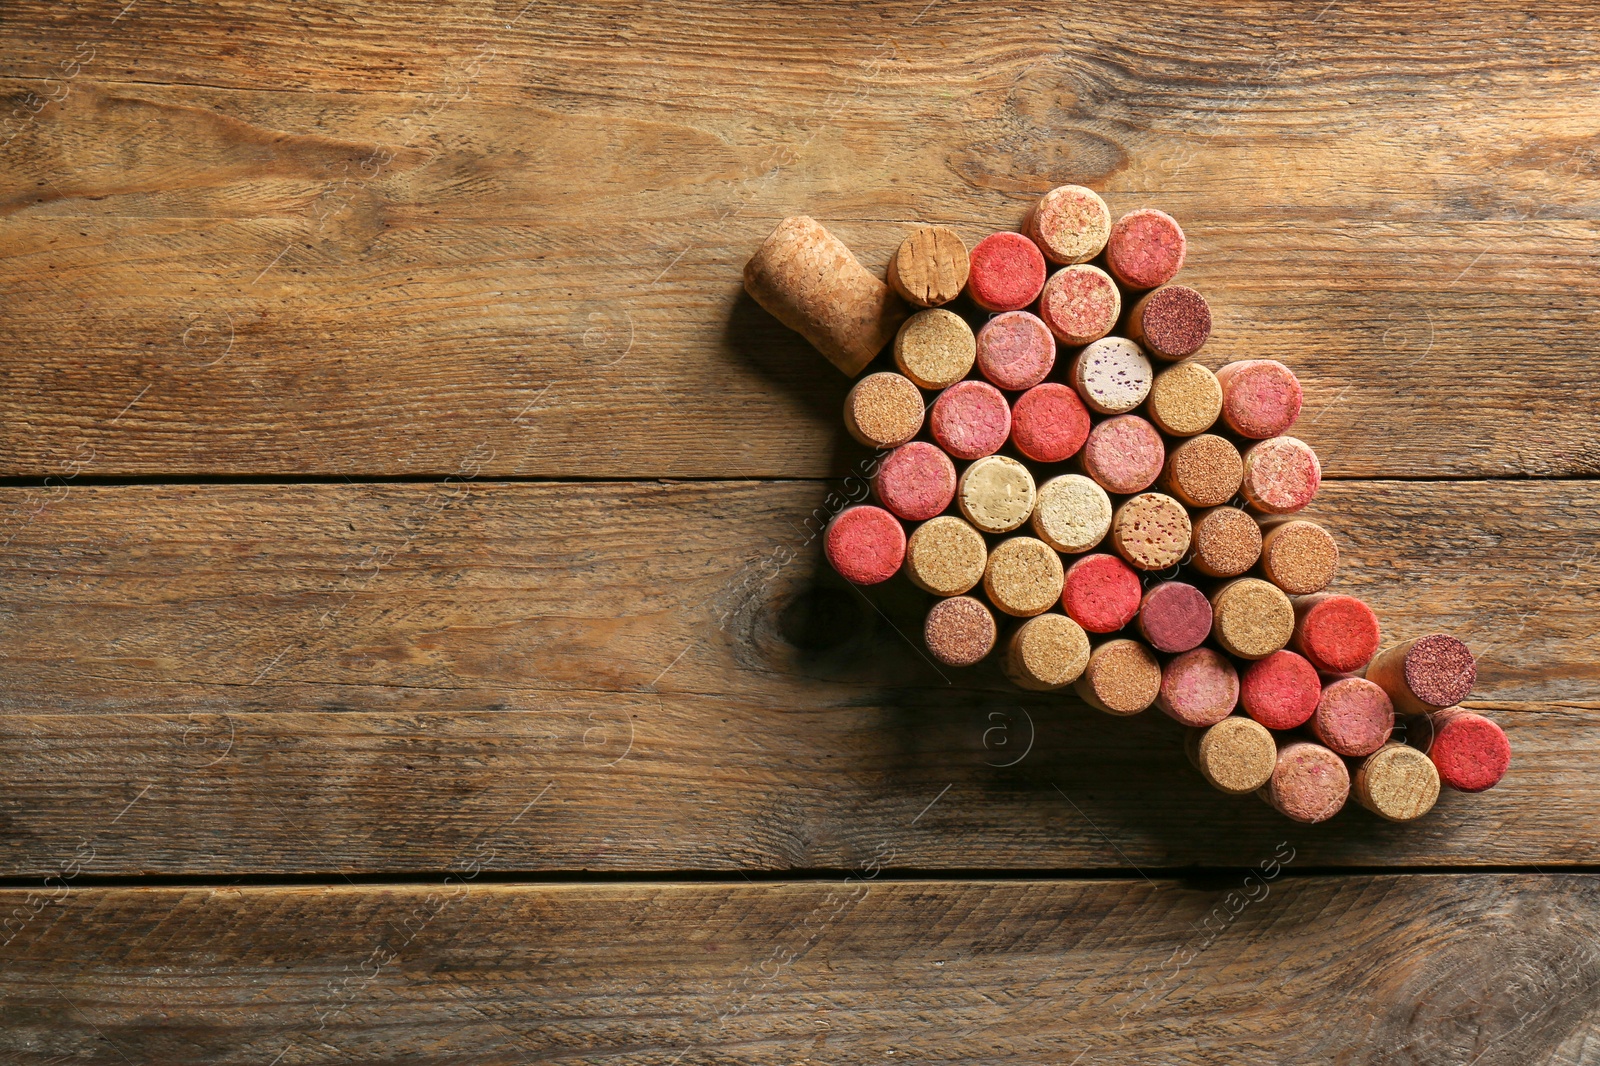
(1191, 506, 1263, 578)
(983, 536, 1065, 617)
(1004, 612, 1091, 690)
(1027, 184, 1111, 265)
(924, 595, 998, 667)
(894, 308, 976, 389)
(1187, 716, 1277, 795)
(1128, 284, 1211, 361)
(1366, 635, 1478, 715)
(1212, 578, 1294, 659)
(904, 515, 988, 597)
(1071, 337, 1152, 415)
(1146, 360, 1222, 437)
(1162, 433, 1242, 509)
(1355, 743, 1441, 822)
(1259, 519, 1339, 594)
(1031, 474, 1112, 553)
(844, 372, 924, 449)
(958, 455, 1037, 533)
(1075, 638, 1162, 716)
(887, 225, 969, 308)
(1111, 492, 1191, 570)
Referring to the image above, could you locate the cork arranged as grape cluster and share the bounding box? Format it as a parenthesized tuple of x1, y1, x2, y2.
(743, 192, 1511, 825)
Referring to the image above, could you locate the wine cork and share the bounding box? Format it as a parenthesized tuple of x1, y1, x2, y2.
(1292, 593, 1380, 675)
(1074, 638, 1162, 715)
(1186, 716, 1276, 795)
(1027, 184, 1111, 265)
(1412, 708, 1510, 793)
(1080, 414, 1165, 495)
(1137, 581, 1213, 654)
(1241, 436, 1321, 515)
(1211, 578, 1294, 660)
(1011, 383, 1091, 463)
(1062, 553, 1142, 633)
(931, 380, 1011, 460)
(873, 441, 957, 522)
(743, 216, 909, 376)
(1111, 492, 1191, 571)
(976, 310, 1056, 390)
(843, 372, 925, 450)
(958, 455, 1037, 534)
(1158, 647, 1239, 727)
(1259, 740, 1350, 824)
(1365, 635, 1477, 716)
(1038, 264, 1121, 346)
(984, 536, 1067, 618)
(887, 225, 970, 308)
(1146, 360, 1221, 437)
(1105, 208, 1186, 291)
(904, 515, 988, 596)
(1161, 434, 1242, 509)
(967, 231, 1047, 312)
(1354, 743, 1441, 822)
(1240, 649, 1322, 729)
(1189, 506, 1263, 579)
(1004, 612, 1091, 690)
(1216, 360, 1303, 439)
(924, 595, 998, 667)
(1312, 677, 1395, 758)
(1031, 473, 1112, 553)
(1126, 284, 1211, 361)
(1070, 337, 1153, 415)
(824, 505, 906, 586)
(1259, 519, 1338, 595)
(894, 308, 976, 389)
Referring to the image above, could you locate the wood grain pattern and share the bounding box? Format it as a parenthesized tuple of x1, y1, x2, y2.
(2, 876, 1598, 1065)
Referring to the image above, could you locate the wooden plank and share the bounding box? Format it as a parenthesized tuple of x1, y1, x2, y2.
(2, 1, 1599, 477)
(0, 478, 1594, 874)
(1, 876, 1597, 1063)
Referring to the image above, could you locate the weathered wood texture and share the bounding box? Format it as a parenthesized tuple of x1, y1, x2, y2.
(1, 478, 1593, 875)
(3, 0, 1599, 477)
(2, 876, 1598, 1065)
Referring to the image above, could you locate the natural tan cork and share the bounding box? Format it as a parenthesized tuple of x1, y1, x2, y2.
(1074, 638, 1162, 716)
(1190, 506, 1263, 579)
(1027, 184, 1111, 265)
(925, 595, 998, 667)
(1185, 716, 1277, 795)
(1145, 360, 1222, 437)
(1354, 742, 1441, 822)
(1111, 492, 1192, 571)
(744, 216, 909, 376)
(959, 455, 1037, 534)
(1211, 578, 1294, 660)
(905, 515, 988, 597)
(984, 536, 1066, 617)
(844, 372, 925, 449)
(1161, 434, 1242, 509)
(1004, 612, 1091, 690)
(887, 225, 970, 308)
(1031, 474, 1112, 554)
(1258, 519, 1339, 595)
(894, 309, 976, 390)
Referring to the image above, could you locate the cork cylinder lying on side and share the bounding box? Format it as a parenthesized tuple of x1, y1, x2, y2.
(1126, 284, 1211, 361)
(1365, 635, 1477, 716)
(1027, 184, 1111, 265)
(924, 595, 998, 667)
(1411, 708, 1511, 793)
(744, 216, 909, 376)
(887, 225, 970, 308)
(1146, 360, 1222, 437)
(843, 372, 925, 450)
(1161, 434, 1242, 509)
(1259, 740, 1350, 824)
(1354, 743, 1441, 822)
(1210, 578, 1294, 660)
(1259, 519, 1339, 595)
(894, 308, 976, 389)
(1190, 506, 1263, 579)
(903, 515, 988, 597)
(1186, 715, 1277, 795)
(1004, 612, 1091, 690)
(1074, 638, 1162, 716)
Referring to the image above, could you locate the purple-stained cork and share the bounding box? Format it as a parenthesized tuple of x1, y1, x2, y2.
(1127, 285, 1211, 361)
(1138, 581, 1214, 654)
(1365, 634, 1478, 716)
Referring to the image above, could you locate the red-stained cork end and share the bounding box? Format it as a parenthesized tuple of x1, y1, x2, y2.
(1158, 647, 1240, 727)
(1261, 741, 1350, 824)
(1241, 436, 1322, 515)
(1138, 581, 1213, 654)
(1081, 415, 1165, 495)
(824, 505, 906, 586)
(1011, 383, 1091, 463)
(1217, 360, 1304, 439)
(967, 232, 1047, 313)
(1426, 710, 1511, 793)
(1038, 264, 1121, 346)
(931, 380, 1011, 460)
(1062, 553, 1143, 634)
(1294, 594, 1381, 675)
(1312, 677, 1394, 758)
(1128, 285, 1211, 361)
(976, 311, 1056, 390)
(1105, 208, 1187, 290)
(1241, 650, 1322, 730)
(874, 441, 957, 522)
(924, 595, 998, 667)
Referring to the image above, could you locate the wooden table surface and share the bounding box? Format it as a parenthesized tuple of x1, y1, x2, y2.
(2, 1, 1598, 1062)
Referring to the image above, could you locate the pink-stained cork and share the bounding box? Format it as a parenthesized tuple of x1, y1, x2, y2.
(1010, 383, 1091, 463)
(1157, 647, 1239, 727)
(1365, 635, 1478, 715)
(976, 310, 1056, 390)
(1081, 414, 1165, 495)
(824, 505, 906, 586)
(1027, 184, 1111, 265)
(1070, 337, 1153, 415)
(1259, 741, 1350, 824)
(1138, 581, 1213, 654)
(1216, 360, 1303, 439)
(1038, 264, 1121, 346)
(873, 441, 957, 522)
(925, 595, 998, 667)
(1105, 208, 1186, 290)
(967, 232, 1047, 312)
(1241, 436, 1322, 515)
(1127, 285, 1211, 361)
(1062, 553, 1143, 634)
(1416, 708, 1511, 793)
(1241, 650, 1322, 730)
(931, 379, 1011, 461)
(1311, 677, 1395, 758)
(1292, 593, 1380, 675)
